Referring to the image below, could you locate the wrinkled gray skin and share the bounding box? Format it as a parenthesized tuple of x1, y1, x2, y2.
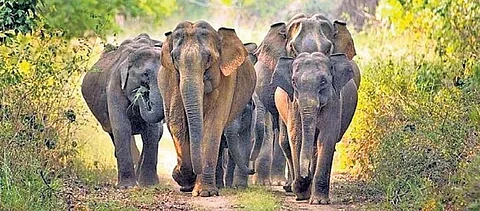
(248, 23, 289, 187)
(216, 99, 255, 188)
(216, 43, 258, 188)
(272, 52, 358, 205)
(81, 33, 164, 187)
(249, 13, 361, 192)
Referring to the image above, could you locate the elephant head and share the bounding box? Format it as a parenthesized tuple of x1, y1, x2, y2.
(116, 35, 164, 123)
(262, 13, 357, 60)
(271, 52, 354, 177)
(161, 21, 249, 174)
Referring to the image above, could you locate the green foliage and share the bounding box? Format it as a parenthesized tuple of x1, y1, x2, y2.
(40, 0, 177, 38)
(0, 28, 91, 209)
(342, 0, 480, 209)
(0, 0, 39, 34)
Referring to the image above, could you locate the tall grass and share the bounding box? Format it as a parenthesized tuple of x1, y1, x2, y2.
(0, 29, 92, 209)
(336, 1, 480, 208)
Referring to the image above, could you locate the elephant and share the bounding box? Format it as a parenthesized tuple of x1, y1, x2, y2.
(249, 13, 361, 191)
(158, 21, 256, 197)
(272, 52, 358, 204)
(81, 33, 164, 187)
(248, 22, 289, 187)
(216, 43, 258, 189)
(216, 98, 255, 189)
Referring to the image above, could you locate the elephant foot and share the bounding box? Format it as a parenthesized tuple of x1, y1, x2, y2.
(172, 165, 196, 189)
(192, 182, 219, 197)
(283, 179, 293, 192)
(138, 173, 159, 187)
(117, 177, 137, 189)
(309, 195, 330, 205)
(180, 185, 194, 192)
(293, 176, 311, 201)
(283, 185, 292, 192)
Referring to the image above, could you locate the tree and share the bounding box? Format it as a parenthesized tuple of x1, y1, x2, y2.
(0, 0, 40, 34)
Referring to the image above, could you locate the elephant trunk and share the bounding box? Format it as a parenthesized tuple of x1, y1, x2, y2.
(138, 74, 164, 123)
(299, 101, 317, 178)
(179, 53, 204, 175)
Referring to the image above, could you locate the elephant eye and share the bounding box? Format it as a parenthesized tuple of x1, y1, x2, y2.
(319, 78, 326, 86)
(143, 72, 149, 78)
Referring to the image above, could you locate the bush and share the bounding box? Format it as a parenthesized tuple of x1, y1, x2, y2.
(339, 0, 480, 209)
(0, 28, 91, 209)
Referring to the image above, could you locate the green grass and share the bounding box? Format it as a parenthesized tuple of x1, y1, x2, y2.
(222, 186, 280, 211)
(0, 149, 63, 210)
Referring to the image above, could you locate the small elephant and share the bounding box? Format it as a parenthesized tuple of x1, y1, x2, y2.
(81, 33, 165, 187)
(159, 21, 256, 197)
(272, 52, 358, 204)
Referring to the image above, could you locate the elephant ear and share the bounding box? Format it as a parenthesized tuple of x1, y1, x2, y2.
(161, 31, 174, 70)
(271, 57, 295, 100)
(218, 27, 248, 76)
(330, 53, 354, 93)
(244, 42, 258, 64)
(333, 20, 356, 60)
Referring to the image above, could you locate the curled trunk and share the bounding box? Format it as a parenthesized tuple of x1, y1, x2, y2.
(138, 79, 164, 123)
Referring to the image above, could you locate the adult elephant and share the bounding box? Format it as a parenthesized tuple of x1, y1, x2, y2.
(248, 22, 289, 187)
(249, 13, 361, 191)
(216, 43, 258, 189)
(272, 52, 358, 204)
(158, 21, 256, 197)
(81, 33, 164, 187)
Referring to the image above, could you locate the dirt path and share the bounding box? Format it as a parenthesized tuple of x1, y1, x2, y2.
(65, 173, 377, 210)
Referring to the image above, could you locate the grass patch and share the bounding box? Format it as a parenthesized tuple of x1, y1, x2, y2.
(223, 186, 280, 211)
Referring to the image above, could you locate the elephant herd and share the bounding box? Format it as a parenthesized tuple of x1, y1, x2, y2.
(81, 13, 360, 205)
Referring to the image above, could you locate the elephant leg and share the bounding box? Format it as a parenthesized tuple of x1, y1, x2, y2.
(168, 123, 196, 192)
(192, 117, 224, 197)
(215, 137, 227, 188)
(310, 140, 335, 205)
(279, 121, 293, 192)
(137, 123, 162, 186)
(232, 126, 252, 188)
(249, 96, 266, 172)
(225, 150, 235, 187)
(270, 115, 287, 186)
(253, 112, 273, 185)
(111, 122, 137, 187)
(130, 135, 140, 171)
(108, 133, 116, 157)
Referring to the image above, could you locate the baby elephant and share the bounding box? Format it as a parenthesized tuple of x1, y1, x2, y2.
(272, 52, 358, 204)
(81, 33, 165, 187)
